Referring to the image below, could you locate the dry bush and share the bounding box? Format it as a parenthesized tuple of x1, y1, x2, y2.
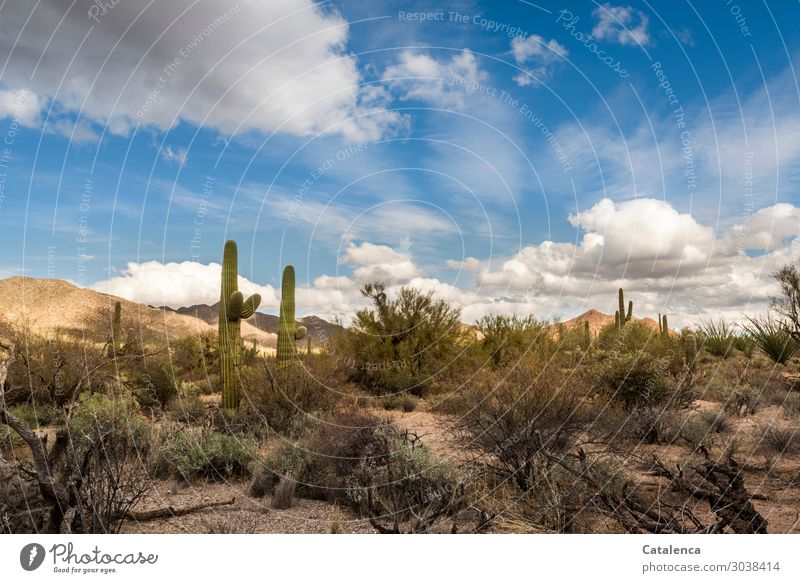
(756, 423, 800, 457)
(248, 465, 278, 498)
(241, 357, 338, 435)
(449, 356, 594, 492)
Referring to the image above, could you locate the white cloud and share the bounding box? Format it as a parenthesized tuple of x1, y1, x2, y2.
(591, 3, 651, 46)
(161, 146, 189, 166)
(339, 241, 423, 285)
(0, 88, 47, 126)
(0, 0, 403, 141)
(382, 50, 484, 108)
(91, 199, 800, 329)
(510, 35, 568, 87)
(46, 118, 100, 143)
(446, 257, 482, 271)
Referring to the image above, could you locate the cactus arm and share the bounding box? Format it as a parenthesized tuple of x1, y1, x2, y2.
(227, 291, 244, 321)
(662, 315, 669, 337)
(239, 293, 261, 319)
(626, 300, 633, 321)
(295, 325, 307, 340)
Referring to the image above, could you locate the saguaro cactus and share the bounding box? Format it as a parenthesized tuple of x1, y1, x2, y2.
(684, 333, 697, 369)
(659, 314, 669, 337)
(582, 320, 591, 349)
(617, 288, 633, 328)
(219, 240, 261, 409)
(277, 265, 307, 378)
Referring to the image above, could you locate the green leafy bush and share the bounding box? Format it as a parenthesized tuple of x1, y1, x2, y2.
(154, 427, 256, 481)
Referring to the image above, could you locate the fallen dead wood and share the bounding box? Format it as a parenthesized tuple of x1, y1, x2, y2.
(117, 497, 236, 521)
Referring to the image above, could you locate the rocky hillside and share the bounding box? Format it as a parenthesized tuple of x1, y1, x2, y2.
(160, 303, 340, 344)
(560, 308, 662, 336)
(0, 277, 271, 344)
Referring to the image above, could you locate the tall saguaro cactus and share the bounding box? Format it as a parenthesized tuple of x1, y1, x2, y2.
(684, 333, 697, 370)
(277, 265, 307, 379)
(659, 314, 669, 337)
(617, 288, 633, 329)
(219, 240, 261, 409)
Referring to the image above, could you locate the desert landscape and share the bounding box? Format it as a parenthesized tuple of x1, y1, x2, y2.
(2, 240, 800, 534)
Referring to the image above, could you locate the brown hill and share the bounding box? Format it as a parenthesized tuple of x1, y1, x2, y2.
(559, 309, 662, 336)
(0, 276, 273, 345)
(160, 303, 340, 344)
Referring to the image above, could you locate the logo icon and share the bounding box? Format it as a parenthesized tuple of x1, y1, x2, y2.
(20, 543, 46, 571)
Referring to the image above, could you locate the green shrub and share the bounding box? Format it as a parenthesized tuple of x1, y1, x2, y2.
(698, 319, 738, 358)
(68, 393, 151, 453)
(8, 403, 59, 428)
(597, 351, 674, 410)
(743, 315, 798, 364)
(132, 362, 178, 410)
(154, 427, 256, 481)
(379, 393, 419, 412)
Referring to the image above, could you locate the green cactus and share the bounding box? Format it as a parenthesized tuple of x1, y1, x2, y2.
(617, 288, 633, 328)
(582, 320, 591, 349)
(684, 333, 697, 369)
(112, 301, 123, 354)
(307, 335, 312, 357)
(277, 265, 307, 379)
(219, 240, 261, 409)
(614, 310, 620, 329)
(661, 314, 669, 337)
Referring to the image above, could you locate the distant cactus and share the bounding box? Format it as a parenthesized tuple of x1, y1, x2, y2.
(307, 335, 312, 357)
(277, 265, 307, 378)
(583, 320, 591, 349)
(684, 333, 697, 369)
(614, 311, 620, 329)
(219, 240, 261, 409)
(112, 301, 123, 354)
(617, 288, 633, 328)
(660, 314, 669, 337)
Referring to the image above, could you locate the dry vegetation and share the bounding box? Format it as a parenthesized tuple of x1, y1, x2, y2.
(3, 269, 800, 534)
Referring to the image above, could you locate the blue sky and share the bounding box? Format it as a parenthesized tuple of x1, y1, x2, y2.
(1, 0, 799, 325)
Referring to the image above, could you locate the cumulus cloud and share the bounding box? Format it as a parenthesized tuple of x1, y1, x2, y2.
(591, 3, 651, 46)
(477, 198, 800, 323)
(382, 50, 484, 108)
(510, 35, 568, 86)
(446, 257, 482, 271)
(91, 199, 800, 328)
(339, 241, 423, 285)
(0, 88, 47, 126)
(0, 0, 403, 141)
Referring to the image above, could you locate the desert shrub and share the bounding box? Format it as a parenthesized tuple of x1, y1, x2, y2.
(379, 392, 419, 412)
(348, 426, 471, 533)
(241, 359, 336, 435)
(782, 392, 800, 418)
(450, 356, 592, 491)
(154, 427, 256, 482)
(272, 477, 297, 509)
(130, 361, 178, 410)
(248, 465, 278, 498)
(7, 402, 59, 428)
(475, 314, 551, 368)
(756, 423, 800, 456)
(596, 351, 675, 410)
(678, 410, 731, 448)
(262, 409, 383, 501)
(169, 336, 206, 377)
(170, 394, 207, 424)
(743, 315, 797, 364)
(623, 406, 681, 445)
(64, 393, 152, 533)
(698, 319, 738, 358)
(68, 393, 151, 452)
(721, 385, 761, 417)
(732, 335, 755, 357)
(336, 283, 465, 396)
